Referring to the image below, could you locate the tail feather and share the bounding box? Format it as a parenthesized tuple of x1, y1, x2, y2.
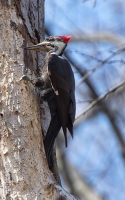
(62, 127, 68, 147)
(44, 113, 61, 167)
(68, 117, 73, 138)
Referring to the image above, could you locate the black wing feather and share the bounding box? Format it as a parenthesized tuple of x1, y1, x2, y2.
(48, 54, 76, 147)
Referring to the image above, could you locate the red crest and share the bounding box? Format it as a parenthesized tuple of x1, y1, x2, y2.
(58, 36, 72, 43)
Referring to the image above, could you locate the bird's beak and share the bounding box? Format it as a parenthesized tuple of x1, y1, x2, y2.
(25, 41, 51, 52)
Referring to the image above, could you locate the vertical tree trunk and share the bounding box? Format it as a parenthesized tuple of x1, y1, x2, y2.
(0, 1, 78, 199)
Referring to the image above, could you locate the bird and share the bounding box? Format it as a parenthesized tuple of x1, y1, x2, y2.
(25, 36, 76, 166)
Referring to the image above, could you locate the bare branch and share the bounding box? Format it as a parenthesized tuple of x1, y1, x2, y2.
(66, 50, 125, 65)
(75, 79, 125, 121)
(66, 49, 102, 62)
(76, 46, 125, 88)
(71, 32, 125, 45)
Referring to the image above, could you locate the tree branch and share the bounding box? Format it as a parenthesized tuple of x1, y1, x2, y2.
(71, 32, 125, 45)
(75, 46, 125, 87)
(75, 79, 125, 121)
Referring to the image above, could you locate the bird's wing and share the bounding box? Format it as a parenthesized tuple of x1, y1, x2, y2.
(48, 54, 76, 147)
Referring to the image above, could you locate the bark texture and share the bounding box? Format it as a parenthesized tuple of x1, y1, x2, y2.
(0, 1, 78, 199)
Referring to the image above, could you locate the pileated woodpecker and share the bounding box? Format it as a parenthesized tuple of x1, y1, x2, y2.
(25, 36, 76, 166)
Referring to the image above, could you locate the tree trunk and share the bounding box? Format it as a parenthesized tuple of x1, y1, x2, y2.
(0, 1, 78, 199)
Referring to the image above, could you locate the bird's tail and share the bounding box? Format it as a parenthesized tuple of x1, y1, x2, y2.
(62, 127, 68, 148)
(68, 117, 73, 138)
(43, 113, 61, 167)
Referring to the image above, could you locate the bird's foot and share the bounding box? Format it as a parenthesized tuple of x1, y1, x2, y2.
(19, 75, 31, 82)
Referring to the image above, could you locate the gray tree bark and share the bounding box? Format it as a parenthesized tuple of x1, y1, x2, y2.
(0, 1, 78, 199)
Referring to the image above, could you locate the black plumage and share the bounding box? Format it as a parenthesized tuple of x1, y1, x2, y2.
(25, 36, 76, 166)
(48, 54, 75, 145)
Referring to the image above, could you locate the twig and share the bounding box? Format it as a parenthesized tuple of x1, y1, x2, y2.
(66, 49, 102, 62)
(75, 79, 125, 122)
(67, 49, 125, 65)
(76, 46, 125, 88)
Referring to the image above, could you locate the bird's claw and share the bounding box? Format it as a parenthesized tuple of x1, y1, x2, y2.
(19, 75, 31, 82)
